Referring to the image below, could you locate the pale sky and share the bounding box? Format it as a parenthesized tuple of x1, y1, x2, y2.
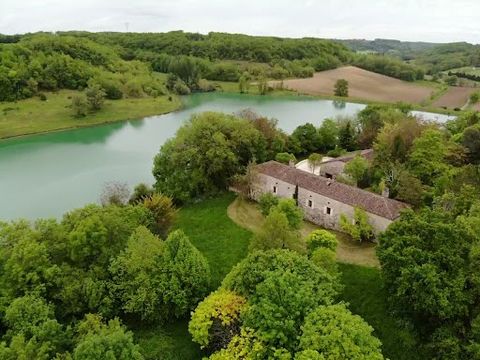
(0, 0, 479, 44)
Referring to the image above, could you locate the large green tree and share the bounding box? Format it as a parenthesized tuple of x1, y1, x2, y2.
(73, 314, 143, 360)
(109, 226, 165, 322)
(377, 207, 480, 358)
(153, 112, 267, 202)
(299, 304, 384, 359)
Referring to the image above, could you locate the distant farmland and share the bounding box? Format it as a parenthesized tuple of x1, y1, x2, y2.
(273, 66, 434, 104)
(433, 87, 476, 109)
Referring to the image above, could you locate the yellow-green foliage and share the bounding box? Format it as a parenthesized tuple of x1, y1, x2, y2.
(340, 207, 374, 242)
(189, 289, 247, 349)
(306, 229, 338, 253)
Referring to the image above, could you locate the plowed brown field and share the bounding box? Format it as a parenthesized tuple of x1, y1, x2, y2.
(273, 66, 433, 104)
(433, 87, 476, 109)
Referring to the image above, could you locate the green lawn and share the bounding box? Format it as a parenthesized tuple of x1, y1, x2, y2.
(339, 263, 422, 360)
(134, 320, 203, 360)
(135, 194, 252, 359)
(174, 193, 252, 287)
(0, 90, 182, 139)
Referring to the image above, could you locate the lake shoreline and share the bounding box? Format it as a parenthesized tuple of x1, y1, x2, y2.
(0, 90, 183, 140)
(0, 105, 184, 142)
(0, 86, 460, 141)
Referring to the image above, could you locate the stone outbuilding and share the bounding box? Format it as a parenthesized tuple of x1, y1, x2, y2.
(318, 149, 374, 179)
(252, 160, 408, 234)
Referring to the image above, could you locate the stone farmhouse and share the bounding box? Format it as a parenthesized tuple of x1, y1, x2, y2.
(252, 160, 408, 234)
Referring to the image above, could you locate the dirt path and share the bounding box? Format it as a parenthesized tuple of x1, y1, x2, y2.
(227, 197, 379, 267)
(272, 66, 433, 104)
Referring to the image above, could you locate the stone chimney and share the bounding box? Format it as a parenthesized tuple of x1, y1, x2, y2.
(381, 187, 390, 198)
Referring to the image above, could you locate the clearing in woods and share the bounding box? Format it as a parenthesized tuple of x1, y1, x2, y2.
(273, 66, 434, 104)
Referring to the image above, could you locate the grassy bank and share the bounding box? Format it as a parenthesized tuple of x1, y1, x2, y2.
(0, 90, 182, 139)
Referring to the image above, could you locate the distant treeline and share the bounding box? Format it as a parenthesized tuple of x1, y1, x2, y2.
(448, 71, 480, 82)
(415, 42, 480, 73)
(0, 31, 427, 102)
(353, 53, 425, 81)
(338, 38, 438, 60)
(62, 31, 351, 63)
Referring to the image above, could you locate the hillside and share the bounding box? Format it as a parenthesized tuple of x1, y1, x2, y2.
(338, 38, 438, 59)
(275, 66, 433, 104)
(414, 42, 480, 73)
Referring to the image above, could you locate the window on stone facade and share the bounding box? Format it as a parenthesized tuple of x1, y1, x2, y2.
(326, 206, 332, 215)
(273, 186, 277, 194)
(307, 199, 313, 208)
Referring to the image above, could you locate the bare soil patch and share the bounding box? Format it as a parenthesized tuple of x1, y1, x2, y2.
(227, 196, 379, 267)
(433, 86, 476, 109)
(273, 66, 433, 104)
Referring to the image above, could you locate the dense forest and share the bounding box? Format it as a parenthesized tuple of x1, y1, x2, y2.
(338, 38, 438, 59)
(414, 42, 480, 73)
(0, 31, 428, 102)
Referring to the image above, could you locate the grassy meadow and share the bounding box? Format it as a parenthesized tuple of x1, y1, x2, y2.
(0, 90, 182, 139)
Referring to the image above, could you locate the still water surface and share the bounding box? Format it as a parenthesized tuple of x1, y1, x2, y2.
(0, 93, 451, 220)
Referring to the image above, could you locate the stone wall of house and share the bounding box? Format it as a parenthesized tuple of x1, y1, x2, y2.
(297, 187, 392, 234)
(252, 174, 296, 201)
(253, 173, 392, 234)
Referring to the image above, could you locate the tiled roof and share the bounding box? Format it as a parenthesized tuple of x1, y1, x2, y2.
(321, 149, 375, 165)
(256, 161, 408, 220)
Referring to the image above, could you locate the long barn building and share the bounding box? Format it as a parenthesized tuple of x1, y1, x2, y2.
(252, 161, 408, 234)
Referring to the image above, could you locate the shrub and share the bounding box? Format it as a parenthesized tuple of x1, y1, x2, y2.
(310, 248, 338, 278)
(85, 83, 106, 110)
(274, 198, 303, 230)
(258, 192, 279, 216)
(222, 249, 337, 299)
(125, 80, 144, 98)
(275, 152, 296, 164)
(129, 183, 155, 204)
(73, 314, 143, 360)
(158, 230, 211, 318)
(71, 94, 88, 117)
(142, 193, 177, 237)
(173, 80, 191, 95)
(100, 181, 130, 206)
(334, 79, 349, 97)
(306, 229, 338, 253)
(189, 289, 247, 353)
(198, 79, 216, 92)
(109, 226, 164, 322)
(327, 146, 347, 158)
(340, 207, 375, 242)
(299, 304, 384, 359)
(249, 208, 304, 253)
